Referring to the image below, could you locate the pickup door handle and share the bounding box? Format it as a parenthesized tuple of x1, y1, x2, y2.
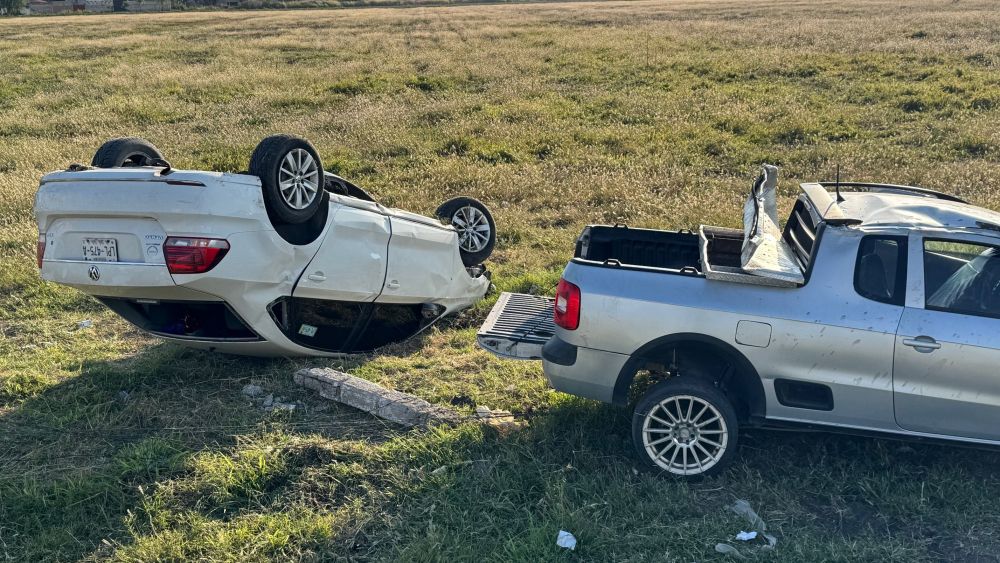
(307, 272, 326, 282)
(902, 336, 941, 351)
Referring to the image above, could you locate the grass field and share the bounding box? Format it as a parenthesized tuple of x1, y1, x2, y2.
(3, 0, 1000, 560)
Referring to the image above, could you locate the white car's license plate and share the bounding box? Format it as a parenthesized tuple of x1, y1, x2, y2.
(82, 238, 118, 262)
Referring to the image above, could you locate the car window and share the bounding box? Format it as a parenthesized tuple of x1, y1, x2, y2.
(855, 236, 906, 305)
(924, 239, 1000, 318)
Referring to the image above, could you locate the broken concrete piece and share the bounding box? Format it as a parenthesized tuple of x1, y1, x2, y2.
(294, 367, 464, 428)
(474, 405, 524, 429)
(241, 384, 264, 397)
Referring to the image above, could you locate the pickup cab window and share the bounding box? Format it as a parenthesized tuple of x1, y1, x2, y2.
(924, 239, 1000, 318)
(854, 236, 906, 305)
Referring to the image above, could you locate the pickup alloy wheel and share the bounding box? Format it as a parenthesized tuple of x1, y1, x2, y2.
(632, 379, 739, 478)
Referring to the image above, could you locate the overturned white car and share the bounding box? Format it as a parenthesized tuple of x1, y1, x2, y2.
(35, 135, 495, 356)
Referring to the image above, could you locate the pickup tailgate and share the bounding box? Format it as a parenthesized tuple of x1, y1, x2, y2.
(477, 292, 555, 360)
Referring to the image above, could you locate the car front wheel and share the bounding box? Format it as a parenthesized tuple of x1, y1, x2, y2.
(436, 196, 496, 267)
(632, 378, 739, 478)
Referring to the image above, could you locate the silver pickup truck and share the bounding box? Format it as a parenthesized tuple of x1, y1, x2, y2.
(479, 173, 1000, 478)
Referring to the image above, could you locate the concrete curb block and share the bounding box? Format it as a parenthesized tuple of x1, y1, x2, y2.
(294, 367, 465, 428)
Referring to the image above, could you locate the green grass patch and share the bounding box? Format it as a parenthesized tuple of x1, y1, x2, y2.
(3, 0, 1000, 560)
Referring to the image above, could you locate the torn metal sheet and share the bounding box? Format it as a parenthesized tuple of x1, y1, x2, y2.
(740, 164, 806, 285)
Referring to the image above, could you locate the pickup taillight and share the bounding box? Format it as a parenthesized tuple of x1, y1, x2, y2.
(554, 278, 581, 330)
(37, 233, 45, 268)
(164, 237, 230, 274)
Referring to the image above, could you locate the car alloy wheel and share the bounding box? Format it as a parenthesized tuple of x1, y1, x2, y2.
(435, 196, 496, 267)
(451, 205, 492, 253)
(278, 148, 321, 211)
(641, 394, 729, 476)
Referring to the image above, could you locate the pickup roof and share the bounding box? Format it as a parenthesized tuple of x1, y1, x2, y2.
(479, 172, 1000, 477)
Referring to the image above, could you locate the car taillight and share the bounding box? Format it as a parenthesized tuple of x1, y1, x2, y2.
(554, 278, 581, 330)
(37, 233, 45, 268)
(164, 237, 230, 274)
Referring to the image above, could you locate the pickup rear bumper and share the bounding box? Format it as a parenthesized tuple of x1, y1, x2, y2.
(542, 345, 630, 404)
(541, 336, 577, 366)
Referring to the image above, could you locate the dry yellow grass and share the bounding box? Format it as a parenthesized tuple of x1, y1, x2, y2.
(2, 1, 1000, 560)
(3, 0, 998, 272)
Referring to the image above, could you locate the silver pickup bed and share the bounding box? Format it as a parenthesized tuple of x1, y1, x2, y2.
(476, 292, 555, 360)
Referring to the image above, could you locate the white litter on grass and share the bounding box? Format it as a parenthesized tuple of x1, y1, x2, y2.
(717, 500, 778, 557)
(556, 530, 577, 551)
(77, 320, 93, 329)
(728, 500, 778, 548)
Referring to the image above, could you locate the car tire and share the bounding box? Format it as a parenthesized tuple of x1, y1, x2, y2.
(91, 137, 164, 168)
(249, 135, 324, 225)
(632, 377, 739, 478)
(436, 197, 497, 266)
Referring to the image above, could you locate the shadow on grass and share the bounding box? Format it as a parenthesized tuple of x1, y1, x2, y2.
(0, 341, 392, 561)
(4, 341, 1000, 561)
(350, 401, 1000, 561)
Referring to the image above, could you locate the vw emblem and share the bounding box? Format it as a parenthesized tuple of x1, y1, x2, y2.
(88, 265, 101, 281)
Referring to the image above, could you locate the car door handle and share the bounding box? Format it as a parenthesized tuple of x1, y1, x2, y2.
(307, 272, 326, 282)
(386, 280, 400, 289)
(902, 337, 941, 351)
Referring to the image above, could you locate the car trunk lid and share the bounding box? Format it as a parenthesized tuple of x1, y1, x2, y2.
(45, 216, 168, 264)
(35, 167, 271, 294)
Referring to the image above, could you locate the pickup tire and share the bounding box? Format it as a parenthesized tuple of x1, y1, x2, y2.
(91, 138, 164, 168)
(436, 197, 496, 266)
(632, 378, 739, 478)
(249, 135, 324, 225)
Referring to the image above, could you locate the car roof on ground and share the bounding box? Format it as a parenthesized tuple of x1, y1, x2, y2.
(832, 190, 1000, 234)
